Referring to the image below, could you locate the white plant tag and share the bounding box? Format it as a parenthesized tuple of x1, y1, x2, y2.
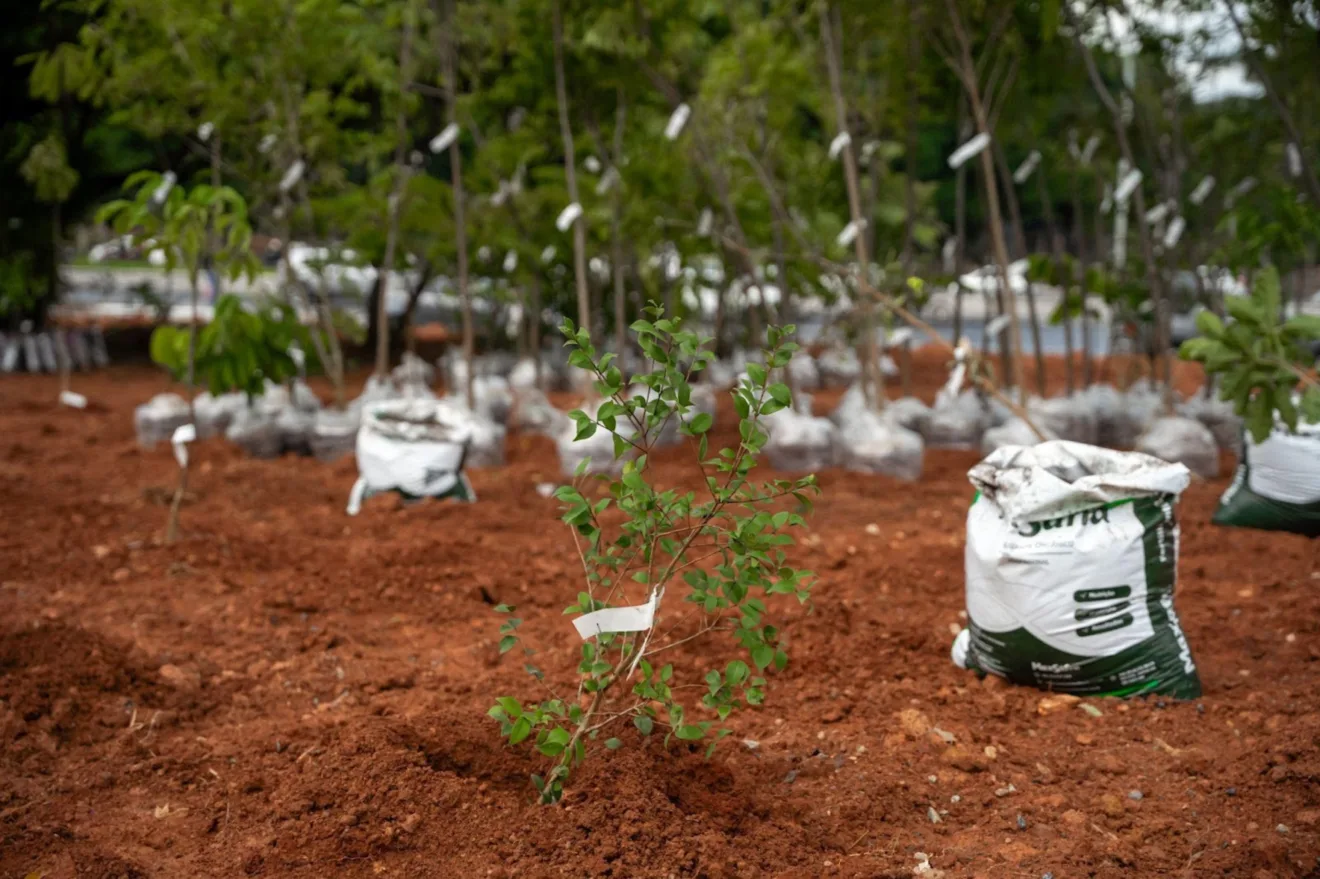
(279, 160, 305, 193)
(152, 171, 177, 205)
(697, 207, 713, 237)
(665, 103, 691, 141)
(595, 166, 620, 195)
(583, 155, 601, 174)
(198, 121, 214, 142)
(947, 132, 990, 169)
(1114, 168, 1143, 204)
(289, 345, 306, 371)
(572, 591, 658, 639)
(937, 339, 970, 406)
(429, 123, 460, 153)
(1144, 201, 1170, 224)
(258, 133, 278, 154)
(59, 390, 87, 409)
(345, 476, 367, 516)
(1012, 150, 1041, 184)
(888, 327, 915, 348)
(541, 245, 557, 264)
(1080, 134, 1101, 166)
(1189, 175, 1215, 205)
(172, 423, 196, 468)
(828, 131, 852, 160)
(1287, 143, 1303, 179)
(1162, 215, 1185, 249)
(503, 250, 518, 273)
(985, 314, 1011, 337)
(836, 219, 864, 247)
(556, 202, 583, 232)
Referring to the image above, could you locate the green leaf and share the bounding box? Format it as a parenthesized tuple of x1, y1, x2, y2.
(633, 715, 654, 735)
(1194, 310, 1225, 338)
(675, 724, 705, 741)
(495, 697, 522, 718)
(604, 738, 622, 750)
(768, 383, 792, 407)
(751, 644, 774, 670)
(689, 412, 713, 434)
(499, 635, 517, 654)
(1284, 314, 1320, 340)
(508, 716, 532, 745)
(746, 363, 767, 386)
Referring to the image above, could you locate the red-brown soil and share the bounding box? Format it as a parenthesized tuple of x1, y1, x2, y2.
(2, 352, 1318, 879)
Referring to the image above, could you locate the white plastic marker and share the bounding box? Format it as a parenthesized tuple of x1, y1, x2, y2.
(947, 132, 990, 170)
(1114, 167, 1143, 204)
(1143, 201, 1170, 225)
(942, 237, 958, 274)
(1287, 143, 1303, 179)
(595, 166, 620, 195)
(937, 338, 971, 407)
(503, 250, 518, 273)
(555, 202, 582, 232)
(583, 155, 601, 174)
(1100, 183, 1114, 215)
(345, 477, 367, 516)
(1113, 202, 1129, 268)
(171, 423, 196, 469)
(836, 219, 865, 248)
(279, 160, 305, 194)
(1163, 215, 1186, 249)
(429, 123, 460, 153)
(1012, 150, 1042, 184)
(59, 390, 88, 409)
(828, 131, 852, 161)
(888, 327, 915, 348)
(1189, 175, 1215, 206)
(985, 313, 1011, 338)
(152, 171, 177, 205)
(1080, 134, 1101, 166)
(1226, 176, 1257, 207)
(540, 245, 557, 264)
(289, 344, 306, 375)
(198, 121, 214, 142)
(258, 133, 278, 154)
(572, 591, 659, 640)
(697, 207, 713, 237)
(664, 103, 691, 141)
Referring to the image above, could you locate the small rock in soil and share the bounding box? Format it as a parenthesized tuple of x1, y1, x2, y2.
(1227, 787, 1237, 797)
(928, 806, 942, 824)
(995, 784, 1016, 797)
(940, 745, 988, 772)
(1277, 824, 1289, 834)
(783, 770, 797, 784)
(1042, 873, 1055, 879)
(742, 739, 759, 750)
(158, 663, 200, 689)
(1129, 790, 1144, 801)
(1037, 694, 1080, 715)
(1016, 814, 1027, 830)
(950, 795, 961, 803)
(898, 708, 932, 738)
(1100, 794, 1126, 818)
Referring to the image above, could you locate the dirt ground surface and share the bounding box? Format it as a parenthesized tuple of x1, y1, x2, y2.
(2, 351, 1319, 879)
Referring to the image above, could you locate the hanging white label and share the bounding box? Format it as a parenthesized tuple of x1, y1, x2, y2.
(595, 166, 620, 195)
(172, 423, 196, 468)
(836, 219, 864, 247)
(1189, 175, 1215, 205)
(1226, 176, 1256, 207)
(289, 345, 306, 370)
(697, 207, 713, 237)
(59, 390, 87, 409)
(258, 133, 278, 154)
(888, 328, 915, 348)
(985, 314, 1011, 337)
(1287, 143, 1303, 179)
(556, 202, 583, 232)
(429, 123, 460, 154)
(937, 340, 970, 406)
(947, 132, 990, 169)
(152, 171, 177, 205)
(1162, 215, 1185, 249)
(1012, 150, 1041, 184)
(197, 121, 214, 142)
(1114, 168, 1143, 204)
(665, 103, 691, 141)
(1080, 135, 1101, 166)
(828, 131, 852, 160)
(503, 250, 518, 273)
(1143, 201, 1170, 225)
(572, 592, 658, 639)
(279, 160, 305, 193)
(583, 155, 601, 174)
(345, 476, 368, 516)
(540, 245, 557, 264)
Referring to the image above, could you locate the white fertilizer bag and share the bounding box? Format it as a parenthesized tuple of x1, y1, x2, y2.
(348, 399, 476, 515)
(1212, 419, 1320, 538)
(957, 441, 1200, 699)
(135, 393, 191, 449)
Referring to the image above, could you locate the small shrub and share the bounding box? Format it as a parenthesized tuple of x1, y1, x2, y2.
(489, 308, 819, 804)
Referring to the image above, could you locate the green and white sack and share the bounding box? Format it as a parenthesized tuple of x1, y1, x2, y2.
(955, 441, 1201, 699)
(1213, 420, 1320, 538)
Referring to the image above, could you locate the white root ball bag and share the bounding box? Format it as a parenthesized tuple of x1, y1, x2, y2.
(347, 398, 475, 515)
(956, 441, 1201, 699)
(836, 410, 923, 481)
(1136, 416, 1218, 479)
(1213, 419, 1320, 538)
(135, 393, 191, 448)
